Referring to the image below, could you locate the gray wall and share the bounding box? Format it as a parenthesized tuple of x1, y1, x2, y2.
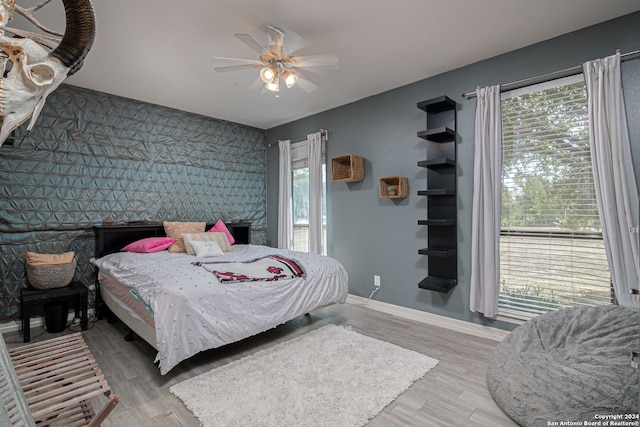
(265, 12, 640, 331)
(0, 85, 266, 320)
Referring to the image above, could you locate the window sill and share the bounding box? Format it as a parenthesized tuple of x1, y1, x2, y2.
(496, 308, 536, 325)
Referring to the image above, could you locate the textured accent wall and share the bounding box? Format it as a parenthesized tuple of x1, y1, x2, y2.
(0, 84, 266, 320)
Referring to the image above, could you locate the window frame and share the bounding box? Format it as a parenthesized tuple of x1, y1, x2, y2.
(290, 139, 327, 255)
(497, 74, 612, 320)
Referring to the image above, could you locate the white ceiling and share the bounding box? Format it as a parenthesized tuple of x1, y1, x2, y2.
(19, 0, 640, 129)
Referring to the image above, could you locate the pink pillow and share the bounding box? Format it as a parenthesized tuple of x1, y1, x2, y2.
(122, 237, 176, 253)
(207, 219, 235, 245)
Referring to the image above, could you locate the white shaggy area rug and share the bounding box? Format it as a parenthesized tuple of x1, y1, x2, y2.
(170, 324, 438, 427)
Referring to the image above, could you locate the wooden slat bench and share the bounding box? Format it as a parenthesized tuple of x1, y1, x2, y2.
(1, 332, 119, 426)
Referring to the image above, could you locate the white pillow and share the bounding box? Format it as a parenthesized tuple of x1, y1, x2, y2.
(182, 232, 231, 254)
(190, 240, 224, 258)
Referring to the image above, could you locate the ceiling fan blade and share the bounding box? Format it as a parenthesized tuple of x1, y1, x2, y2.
(210, 56, 260, 63)
(295, 76, 318, 93)
(248, 77, 265, 91)
(235, 33, 270, 55)
(291, 67, 324, 85)
(266, 25, 284, 46)
(290, 43, 334, 57)
(294, 54, 340, 70)
(214, 64, 261, 73)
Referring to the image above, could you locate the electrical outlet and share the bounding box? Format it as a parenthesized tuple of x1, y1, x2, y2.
(374, 275, 381, 288)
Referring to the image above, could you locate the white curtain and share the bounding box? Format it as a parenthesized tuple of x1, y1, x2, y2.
(583, 52, 639, 307)
(470, 85, 502, 318)
(308, 132, 324, 254)
(277, 140, 293, 249)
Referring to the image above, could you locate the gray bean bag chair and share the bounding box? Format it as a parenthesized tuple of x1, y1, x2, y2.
(488, 305, 638, 427)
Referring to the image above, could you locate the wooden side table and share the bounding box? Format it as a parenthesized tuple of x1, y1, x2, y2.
(20, 281, 88, 343)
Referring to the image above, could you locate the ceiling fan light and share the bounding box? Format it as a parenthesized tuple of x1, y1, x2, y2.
(260, 67, 276, 84)
(265, 80, 280, 92)
(281, 70, 298, 88)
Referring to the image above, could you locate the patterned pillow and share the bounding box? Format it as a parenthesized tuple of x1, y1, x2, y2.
(183, 232, 231, 255)
(163, 221, 206, 253)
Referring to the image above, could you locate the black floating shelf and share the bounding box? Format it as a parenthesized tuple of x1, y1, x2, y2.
(418, 219, 456, 226)
(417, 158, 455, 169)
(418, 248, 457, 257)
(418, 189, 455, 196)
(418, 276, 457, 293)
(417, 127, 455, 143)
(417, 96, 456, 114)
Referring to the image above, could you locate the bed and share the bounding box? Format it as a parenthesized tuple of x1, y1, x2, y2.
(91, 222, 349, 374)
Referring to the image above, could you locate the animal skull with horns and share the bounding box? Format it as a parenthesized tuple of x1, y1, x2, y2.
(0, 0, 95, 146)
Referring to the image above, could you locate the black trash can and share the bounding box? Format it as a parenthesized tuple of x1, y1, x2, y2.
(44, 301, 69, 333)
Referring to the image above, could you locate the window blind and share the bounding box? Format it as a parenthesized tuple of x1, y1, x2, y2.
(291, 140, 325, 170)
(499, 75, 612, 316)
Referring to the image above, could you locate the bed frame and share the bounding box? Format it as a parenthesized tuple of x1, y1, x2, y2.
(93, 222, 251, 258)
(92, 222, 251, 340)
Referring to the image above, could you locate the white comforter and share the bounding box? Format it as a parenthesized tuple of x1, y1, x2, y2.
(92, 245, 349, 374)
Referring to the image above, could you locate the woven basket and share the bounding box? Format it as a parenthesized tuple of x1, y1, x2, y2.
(26, 258, 77, 289)
(330, 154, 364, 182)
(379, 176, 409, 198)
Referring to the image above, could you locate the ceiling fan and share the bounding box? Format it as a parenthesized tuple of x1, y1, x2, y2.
(211, 25, 339, 93)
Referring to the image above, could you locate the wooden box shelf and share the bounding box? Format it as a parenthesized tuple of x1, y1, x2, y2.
(331, 154, 364, 182)
(379, 176, 408, 198)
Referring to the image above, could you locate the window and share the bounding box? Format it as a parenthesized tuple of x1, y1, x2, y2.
(499, 75, 612, 317)
(291, 140, 327, 254)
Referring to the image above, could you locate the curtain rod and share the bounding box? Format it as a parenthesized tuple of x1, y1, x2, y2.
(462, 49, 640, 99)
(267, 129, 329, 147)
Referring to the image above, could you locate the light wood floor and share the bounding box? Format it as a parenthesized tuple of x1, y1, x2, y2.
(4, 302, 519, 426)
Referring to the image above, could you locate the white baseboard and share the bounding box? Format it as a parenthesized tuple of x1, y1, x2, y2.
(2, 298, 509, 342)
(0, 316, 45, 335)
(346, 295, 510, 342)
(0, 310, 93, 336)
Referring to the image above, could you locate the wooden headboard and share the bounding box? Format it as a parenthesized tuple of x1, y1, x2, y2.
(93, 222, 251, 258)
